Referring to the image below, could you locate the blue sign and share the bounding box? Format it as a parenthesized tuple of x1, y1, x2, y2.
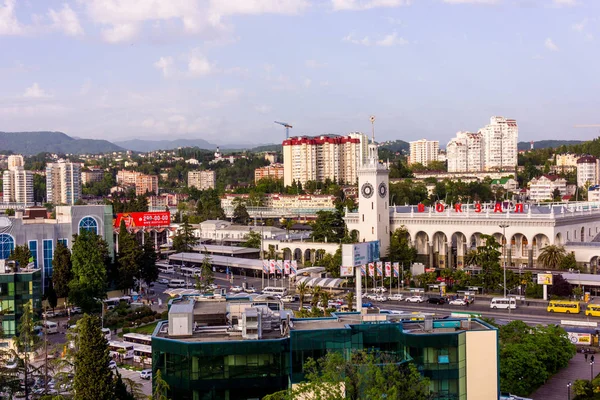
(367, 240, 380, 263)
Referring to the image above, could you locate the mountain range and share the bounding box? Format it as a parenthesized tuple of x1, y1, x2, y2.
(0, 131, 123, 155)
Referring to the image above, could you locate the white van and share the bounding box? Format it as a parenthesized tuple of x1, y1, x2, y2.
(262, 287, 287, 297)
(42, 321, 58, 334)
(157, 263, 174, 274)
(168, 279, 185, 288)
(490, 297, 517, 310)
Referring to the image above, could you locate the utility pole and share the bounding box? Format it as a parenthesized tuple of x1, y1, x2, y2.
(499, 224, 509, 300)
(44, 305, 48, 397)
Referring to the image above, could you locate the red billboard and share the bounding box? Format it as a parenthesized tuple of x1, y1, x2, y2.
(113, 211, 171, 228)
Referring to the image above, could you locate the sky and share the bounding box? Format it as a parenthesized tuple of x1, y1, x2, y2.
(1, 0, 600, 146)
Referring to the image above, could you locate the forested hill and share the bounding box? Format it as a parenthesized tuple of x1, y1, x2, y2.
(517, 140, 584, 151)
(0, 131, 123, 155)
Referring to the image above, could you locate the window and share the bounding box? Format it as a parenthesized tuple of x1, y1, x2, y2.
(58, 239, 68, 247)
(28, 240, 37, 268)
(43, 239, 53, 286)
(79, 216, 98, 234)
(0, 234, 14, 260)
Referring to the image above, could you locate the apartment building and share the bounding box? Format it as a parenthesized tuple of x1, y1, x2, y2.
(221, 193, 336, 211)
(528, 175, 567, 202)
(282, 133, 368, 187)
(446, 132, 484, 172)
(46, 161, 82, 205)
(2, 155, 33, 205)
(254, 164, 284, 183)
(409, 139, 439, 166)
(116, 170, 159, 195)
(188, 170, 216, 190)
(81, 169, 105, 185)
(7, 155, 24, 170)
(577, 156, 600, 188)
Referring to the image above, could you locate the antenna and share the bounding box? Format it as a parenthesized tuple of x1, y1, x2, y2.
(370, 115, 375, 143)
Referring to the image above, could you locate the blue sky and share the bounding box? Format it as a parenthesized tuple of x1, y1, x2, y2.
(1, 0, 599, 146)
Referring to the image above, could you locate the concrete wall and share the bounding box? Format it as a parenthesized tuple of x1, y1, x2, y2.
(466, 329, 498, 400)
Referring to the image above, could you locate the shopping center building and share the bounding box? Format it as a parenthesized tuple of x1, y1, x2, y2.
(152, 296, 498, 400)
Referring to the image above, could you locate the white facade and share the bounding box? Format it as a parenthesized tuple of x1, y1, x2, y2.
(446, 132, 483, 172)
(556, 153, 580, 168)
(480, 116, 518, 171)
(7, 155, 24, 170)
(188, 170, 216, 190)
(409, 139, 439, 167)
(46, 161, 82, 205)
(282, 133, 368, 187)
(2, 167, 33, 205)
(528, 175, 567, 202)
(577, 156, 599, 188)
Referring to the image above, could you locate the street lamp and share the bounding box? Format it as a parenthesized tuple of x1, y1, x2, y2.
(499, 224, 509, 299)
(591, 361, 595, 381)
(567, 381, 572, 400)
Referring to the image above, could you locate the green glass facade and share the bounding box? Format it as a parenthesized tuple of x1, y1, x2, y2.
(153, 317, 495, 400)
(0, 269, 42, 337)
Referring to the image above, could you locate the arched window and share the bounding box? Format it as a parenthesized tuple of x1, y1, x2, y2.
(0, 234, 15, 259)
(79, 216, 98, 234)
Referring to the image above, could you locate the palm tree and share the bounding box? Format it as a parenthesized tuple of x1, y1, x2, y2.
(310, 286, 323, 307)
(297, 282, 309, 309)
(537, 245, 566, 269)
(320, 291, 332, 310)
(464, 250, 479, 267)
(345, 291, 354, 312)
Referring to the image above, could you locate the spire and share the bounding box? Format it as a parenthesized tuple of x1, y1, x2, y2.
(370, 115, 376, 143)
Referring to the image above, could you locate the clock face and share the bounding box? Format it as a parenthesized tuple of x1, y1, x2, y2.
(361, 183, 374, 199)
(378, 182, 387, 198)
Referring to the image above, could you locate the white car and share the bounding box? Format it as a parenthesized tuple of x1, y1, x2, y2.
(108, 360, 117, 370)
(281, 295, 298, 303)
(244, 287, 257, 294)
(373, 287, 388, 293)
(449, 299, 467, 306)
(405, 295, 424, 303)
(388, 294, 404, 301)
(374, 295, 387, 302)
(230, 286, 244, 293)
(366, 294, 378, 301)
(158, 278, 169, 285)
(140, 369, 152, 380)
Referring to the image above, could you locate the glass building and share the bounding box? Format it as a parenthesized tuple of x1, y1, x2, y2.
(0, 264, 42, 338)
(152, 298, 498, 400)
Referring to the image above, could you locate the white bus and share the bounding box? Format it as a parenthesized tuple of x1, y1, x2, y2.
(123, 333, 152, 346)
(157, 263, 175, 274)
(42, 321, 58, 334)
(180, 267, 200, 277)
(101, 328, 112, 341)
(133, 344, 152, 365)
(108, 341, 134, 360)
(168, 279, 185, 288)
(262, 287, 287, 297)
(490, 297, 517, 310)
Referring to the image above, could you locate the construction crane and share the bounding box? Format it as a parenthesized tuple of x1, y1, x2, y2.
(274, 121, 293, 139)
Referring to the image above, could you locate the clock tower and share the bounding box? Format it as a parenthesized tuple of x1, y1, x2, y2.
(356, 116, 390, 256)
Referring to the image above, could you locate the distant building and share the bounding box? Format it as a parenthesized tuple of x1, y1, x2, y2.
(447, 132, 483, 172)
(221, 193, 336, 212)
(81, 169, 105, 185)
(556, 153, 580, 168)
(254, 164, 284, 183)
(188, 170, 216, 191)
(46, 161, 82, 205)
(409, 139, 439, 167)
(577, 156, 599, 188)
(263, 152, 278, 164)
(490, 177, 519, 192)
(135, 174, 159, 195)
(528, 175, 567, 202)
(3, 155, 33, 205)
(588, 185, 600, 202)
(7, 155, 24, 170)
(185, 158, 200, 165)
(282, 132, 368, 187)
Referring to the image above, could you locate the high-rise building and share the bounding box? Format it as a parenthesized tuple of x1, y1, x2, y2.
(254, 164, 284, 183)
(446, 132, 483, 172)
(282, 133, 368, 187)
(46, 161, 82, 205)
(7, 155, 24, 170)
(188, 170, 216, 190)
(446, 116, 517, 173)
(577, 156, 600, 188)
(3, 154, 33, 205)
(480, 116, 518, 171)
(135, 174, 159, 195)
(81, 169, 105, 185)
(409, 139, 439, 167)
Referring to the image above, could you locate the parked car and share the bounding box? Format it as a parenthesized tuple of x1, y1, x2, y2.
(108, 360, 117, 370)
(388, 293, 404, 301)
(449, 299, 467, 306)
(140, 369, 152, 380)
(281, 295, 298, 303)
(373, 287, 388, 293)
(374, 295, 387, 302)
(42, 310, 55, 319)
(362, 302, 373, 308)
(366, 294, 378, 301)
(244, 287, 257, 294)
(70, 306, 82, 314)
(427, 297, 446, 305)
(405, 295, 424, 303)
(230, 286, 244, 293)
(158, 278, 169, 285)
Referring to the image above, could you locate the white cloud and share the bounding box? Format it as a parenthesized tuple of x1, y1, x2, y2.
(343, 33, 371, 46)
(305, 59, 327, 68)
(154, 56, 175, 78)
(0, 0, 24, 35)
(303, 78, 312, 88)
(200, 88, 242, 109)
(572, 18, 586, 32)
(332, 0, 411, 11)
(48, 4, 84, 36)
(23, 83, 51, 98)
(187, 52, 215, 77)
(375, 32, 408, 46)
(553, 0, 577, 6)
(101, 23, 138, 43)
(544, 38, 559, 51)
(255, 105, 272, 114)
(443, 0, 498, 3)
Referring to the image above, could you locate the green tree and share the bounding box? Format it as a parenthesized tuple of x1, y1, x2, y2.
(388, 227, 417, 267)
(472, 235, 503, 293)
(73, 315, 114, 400)
(45, 279, 58, 311)
(14, 303, 40, 399)
(152, 369, 170, 400)
(537, 245, 566, 269)
(117, 220, 142, 292)
(242, 231, 261, 249)
(9, 244, 31, 269)
(69, 230, 109, 313)
(297, 282, 309, 309)
(195, 189, 225, 221)
(113, 371, 136, 400)
(195, 253, 215, 292)
(344, 291, 354, 312)
(172, 215, 198, 252)
(559, 252, 578, 271)
(4, 208, 14, 217)
(52, 241, 72, 299)
(311, 210, 345, 242)
(233, 200, 250, 225)
(140, 233, 158, 286)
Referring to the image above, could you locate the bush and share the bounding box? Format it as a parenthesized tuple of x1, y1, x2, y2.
(122, 327, 131, 334)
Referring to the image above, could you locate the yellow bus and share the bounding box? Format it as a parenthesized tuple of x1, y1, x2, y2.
(547, 300, 580, 314)
(586, 304, 600, 317)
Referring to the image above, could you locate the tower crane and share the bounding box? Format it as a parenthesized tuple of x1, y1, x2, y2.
(274, 121, 293, 139)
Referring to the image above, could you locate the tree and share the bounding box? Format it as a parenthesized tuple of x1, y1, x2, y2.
(73, 315, 114, 400)
(69, 230, 109, 313)
(9, 244, 31, 269)
(45, 279, 58, 311)
(117, 220, 142, 292)
(14, 303, 40, 400)
(140, 233, 158, 286)
(242, 231, 261, 249)
(4, 208, 15, 216)
(113, 371, 136, 400)
(195, 253, 214, 293)
(538, 245, 566, 269)
(297, 282, 309, 309)
(233, 200, 250, 225)
(310, 286, 323, 308)
(344, 291, 354, 312)
(388, 227, 417, 267)
(52, 241, 72, 299)
(470, 235, 503, 293)
(172, 215, 198, 252)
(152, 369, 170, 400)
(559, 252, 578, 271)
(311, 210, 345, 242)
